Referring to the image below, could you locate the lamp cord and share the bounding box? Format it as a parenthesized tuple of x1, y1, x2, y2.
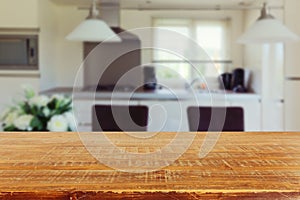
(258, 2, 274, 20)
(87, 0, 99, 19)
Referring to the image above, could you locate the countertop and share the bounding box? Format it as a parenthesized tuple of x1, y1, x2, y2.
(41, 87, 261, 101)
(0, 132, 299, 199)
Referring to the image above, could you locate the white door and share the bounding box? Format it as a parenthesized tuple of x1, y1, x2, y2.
(285, 80, 300, 131)
(261, 44, 284, 131)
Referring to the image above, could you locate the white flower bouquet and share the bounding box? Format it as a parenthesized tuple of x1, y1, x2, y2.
(0, 87, 75, 132)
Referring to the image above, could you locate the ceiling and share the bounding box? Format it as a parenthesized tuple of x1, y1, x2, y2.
(51, 0, 284, 10)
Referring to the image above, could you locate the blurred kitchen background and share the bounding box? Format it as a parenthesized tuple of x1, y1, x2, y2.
(0, 0, 300, 132)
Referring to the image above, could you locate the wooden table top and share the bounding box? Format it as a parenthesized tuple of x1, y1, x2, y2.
(0, 132, 299, 199)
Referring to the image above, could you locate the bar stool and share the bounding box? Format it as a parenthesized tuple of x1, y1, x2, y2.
(92, 105, 148, 131)
(187, 106, 244, 131)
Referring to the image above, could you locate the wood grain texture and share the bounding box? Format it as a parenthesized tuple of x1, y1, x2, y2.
(0, 132, 299, 199)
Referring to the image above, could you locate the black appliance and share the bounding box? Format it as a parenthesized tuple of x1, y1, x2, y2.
(143, 66, 157, 90)
(220, 72, 232, 90)
(232, 68, 247, 93)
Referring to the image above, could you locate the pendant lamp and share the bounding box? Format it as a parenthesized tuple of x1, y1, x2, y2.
(66, 0, 121, 42)
(238, 3, 299, 44)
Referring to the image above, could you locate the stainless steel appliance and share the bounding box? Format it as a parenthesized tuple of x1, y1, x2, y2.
(83, 29, 142, 91)
(82, 1, 143, 91)
(0, 35, 38, 69)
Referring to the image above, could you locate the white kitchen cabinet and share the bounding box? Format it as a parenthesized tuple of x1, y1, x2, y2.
(228, 99, 261, 131)
(71, 93, 261, 132)
(262, 100, 284, 131)
(138, 96, 233, 132)
(285, 80, 300, 131)
(138, 100, 189, 132)
(0, 73, 39, 113)
(73, 100, 93, 132)
(184, 97, 260, 131)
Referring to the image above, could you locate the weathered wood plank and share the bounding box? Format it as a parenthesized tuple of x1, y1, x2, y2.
(0, 132, 299, 199)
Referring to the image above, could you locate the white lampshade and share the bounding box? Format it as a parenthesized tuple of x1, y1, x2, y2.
(66, 0, 121, 43)
(238, 3, 299, 44)
(66, 19, 121, 42)
(238, 18, 299, 44)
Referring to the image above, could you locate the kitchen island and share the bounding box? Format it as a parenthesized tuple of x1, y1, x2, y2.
(42, 87, 262, 132)
(42, 87, 260, 101)
(0, 132, 299, 199)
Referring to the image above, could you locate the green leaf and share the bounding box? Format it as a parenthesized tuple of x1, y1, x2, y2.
(36, 109, 44, 118)
(24, 88, 35, 99)
(21, 102, 32, 114)
(47, 99, 56, 110)
(30, 117, 44, 131)
(55, 99, 61, 109)
(3, 125, 17, 131)
(52, 100, 72, 115)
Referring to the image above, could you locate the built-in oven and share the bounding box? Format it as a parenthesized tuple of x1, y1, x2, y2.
(0, 35, 38, 70)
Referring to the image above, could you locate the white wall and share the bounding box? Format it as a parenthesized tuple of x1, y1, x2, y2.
(242, 10, 263, 94)
(285, 0, 300, 77)
(0, 0, 38, 28)
(38, 2, 85, 91)
(38, 0, 59, 90)
(52, 5, 85, 89)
